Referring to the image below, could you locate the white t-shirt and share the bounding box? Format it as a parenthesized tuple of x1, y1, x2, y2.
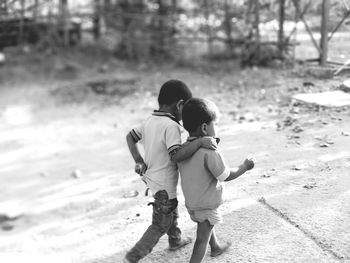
(130, 111, 182, 199)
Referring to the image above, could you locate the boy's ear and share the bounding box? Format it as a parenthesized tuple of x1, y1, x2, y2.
(176, 99, 184, 109)
(201, 123, 208, 135)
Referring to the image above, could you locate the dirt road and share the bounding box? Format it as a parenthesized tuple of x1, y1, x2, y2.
(0, 67, 349, 262)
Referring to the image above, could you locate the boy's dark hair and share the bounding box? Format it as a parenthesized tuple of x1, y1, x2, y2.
(182, 98, 219, 133)
(158, 80, 192, 106)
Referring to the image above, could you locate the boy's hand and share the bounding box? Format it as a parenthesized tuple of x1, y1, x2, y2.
(135, 162, 147, 176)
(244, 155, 255, 170)
(200, 136, 218, 150)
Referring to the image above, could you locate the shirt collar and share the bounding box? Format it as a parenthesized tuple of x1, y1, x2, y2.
(187, 136, 198, 142)
(152, 110, 179, 124)
(187, 136, 220, 144)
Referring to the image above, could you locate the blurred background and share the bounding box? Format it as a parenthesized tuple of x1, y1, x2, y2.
(1, 1, 350, 262)
(0, 0, 349, 70)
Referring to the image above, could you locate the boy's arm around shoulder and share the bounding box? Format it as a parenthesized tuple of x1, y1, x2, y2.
(170, 136, 218, 163)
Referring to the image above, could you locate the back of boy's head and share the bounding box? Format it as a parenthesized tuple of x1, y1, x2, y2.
(182, 98, 219, 133)
(158, 80, 192, 106)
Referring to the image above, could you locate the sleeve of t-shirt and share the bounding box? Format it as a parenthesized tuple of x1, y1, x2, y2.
(165, 124, 182, 154)
(129, 123, 143, 142)
(204, 150, 230, 182)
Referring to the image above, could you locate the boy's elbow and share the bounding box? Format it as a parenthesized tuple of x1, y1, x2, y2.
(170, 153, 180, 163)
(170, 150, 185, 163)
(126, 132, 136, 143)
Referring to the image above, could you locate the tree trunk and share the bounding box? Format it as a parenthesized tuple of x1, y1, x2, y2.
(157, 0, 165, 55)
(0, 0, 8, 15)
(103, 0, 112, 27)
(278, 0, 285, 58)
(33, 0, 39, 21)
(93, 0, 101, 41)
(320, 0, 330, 66)
(19, 0, 25, 45)
(59, 0, 69, 47)
(224, 0, 233, 55)
(171, 0, 177, 35)
(254, 0, 260, 59)
(203, 0, 213, 57)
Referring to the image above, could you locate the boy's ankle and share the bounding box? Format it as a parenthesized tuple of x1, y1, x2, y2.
(169, 236, 192, 251)
(210, 241, 231, 257)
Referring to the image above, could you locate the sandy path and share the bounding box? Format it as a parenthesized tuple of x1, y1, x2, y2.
(1, 68, 349, 262)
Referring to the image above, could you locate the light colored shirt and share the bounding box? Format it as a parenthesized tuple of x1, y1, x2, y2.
(130, 111, 182, 199)
(178, 138, 230, 210)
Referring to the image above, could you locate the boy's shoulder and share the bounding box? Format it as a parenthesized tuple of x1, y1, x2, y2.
(202, 148, 224, 161)
(192, 148, 221, 159)
(148, 113, 180, 127)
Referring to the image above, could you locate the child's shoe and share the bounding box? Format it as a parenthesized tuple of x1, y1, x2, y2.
(168, 237, 192, 251)
(210, 241, 231, 257)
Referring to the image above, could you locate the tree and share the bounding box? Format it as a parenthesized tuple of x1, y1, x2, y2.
(59, 0, 69, 46)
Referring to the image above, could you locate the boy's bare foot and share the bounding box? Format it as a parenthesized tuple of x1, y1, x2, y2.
(168, 237, 192, 251)
(122, 257, 132, 263)
(210, 241, 232, 257)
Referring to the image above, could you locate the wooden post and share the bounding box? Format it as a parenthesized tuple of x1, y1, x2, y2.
(59, 0, 69, 47)
(171, 0, 177, 34)
(224, 0, 233, 55)
(33, 0, 39, 21)
(0, 0, 8, 15)
(278, 0, 285, 58)
(19, 0, 25, 45)
(320, 0, 330, 66)
(292, 0, 321, 54)
(204, 0, 213, 57)
(254, 0, 260, 59)
(157, 0, 165, 54)
(93, 0, 101, 41)
(103, 0, 112, 27)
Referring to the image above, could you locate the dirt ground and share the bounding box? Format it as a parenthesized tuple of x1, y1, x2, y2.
(0, 58, 350, 262)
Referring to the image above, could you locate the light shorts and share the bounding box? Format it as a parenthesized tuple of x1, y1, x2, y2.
(187, 208, 223, 226)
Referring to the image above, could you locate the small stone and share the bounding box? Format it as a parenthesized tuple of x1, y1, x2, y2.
(1, 224, 14, 231)
(98, 64, 109, 73)
(341, 131, 349, 136)
(0, 52, 6, 64)
(292, 126, 304, 133)
(123, 190, 139, 198)
(39, 172, 48, 177)
(287, 135, 300, 140)
(261, 172, 271, 178)
(291, 164, 307, 171)
(339, 79, 350, 92)
(319, 143, 330, 147)
(303, 183, 317, 189)
(71, 169, 82, 178)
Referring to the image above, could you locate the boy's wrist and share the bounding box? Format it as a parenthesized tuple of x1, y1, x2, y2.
(135, 158, 145, 164)
(243, 163, 249, 171)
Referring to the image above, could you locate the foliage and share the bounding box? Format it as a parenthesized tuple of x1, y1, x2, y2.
(1, 0, 348, 66)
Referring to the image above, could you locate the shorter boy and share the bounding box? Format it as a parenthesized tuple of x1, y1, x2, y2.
(178, 98, 254, 263)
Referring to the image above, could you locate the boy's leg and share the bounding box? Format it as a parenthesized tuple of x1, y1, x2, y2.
(209, 228, 232, 257)
(189, 220, 214, 263)
(167, 207, 191, 250)
(124, 190, 176, 262)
